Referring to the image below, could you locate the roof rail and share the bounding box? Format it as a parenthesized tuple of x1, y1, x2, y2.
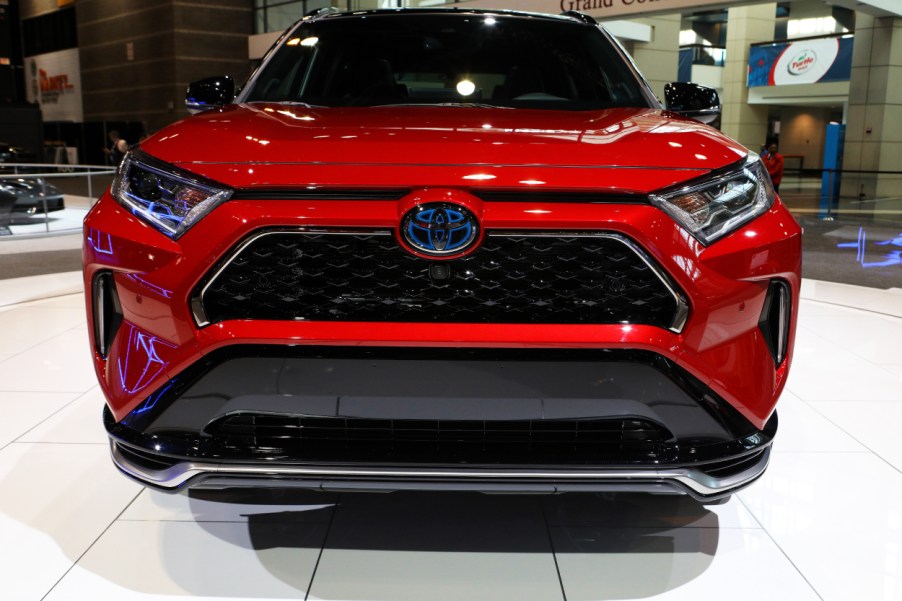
(306, 6, 342, 19)
(559, 10, 597, 25)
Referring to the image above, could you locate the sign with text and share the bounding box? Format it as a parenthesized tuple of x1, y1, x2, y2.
(748, 36, 854, 87)
(24, 47, 84, 122)
(462, 0, 749, 20)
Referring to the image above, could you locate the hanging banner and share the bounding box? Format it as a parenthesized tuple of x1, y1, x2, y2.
(24, 47, 84, 122)
(748, 36, 853, 87)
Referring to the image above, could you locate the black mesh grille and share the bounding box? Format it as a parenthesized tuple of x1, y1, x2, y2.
(197, 231, 682, 327)
(202, 414, 672, 465)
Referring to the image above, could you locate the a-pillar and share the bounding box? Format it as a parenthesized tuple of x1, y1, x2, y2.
(841, 13, 902, 220)
(721, 4, 776, 151)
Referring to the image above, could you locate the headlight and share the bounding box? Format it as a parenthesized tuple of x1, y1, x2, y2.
(111, 152, 232, 239)
(650, 154, 775, 245)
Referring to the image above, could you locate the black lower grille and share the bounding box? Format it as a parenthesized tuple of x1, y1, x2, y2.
(196, 230, 685, 328)
(202, 414, 672, 465)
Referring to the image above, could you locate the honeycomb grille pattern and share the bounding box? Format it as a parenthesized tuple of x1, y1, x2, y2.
(199, 231, 680, 327)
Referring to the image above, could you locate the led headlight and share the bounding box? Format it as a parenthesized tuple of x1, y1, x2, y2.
(111, 152, 232, 239)
(650, 154, 776, 245)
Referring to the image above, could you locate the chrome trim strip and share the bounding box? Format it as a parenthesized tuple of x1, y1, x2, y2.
(110, 441, 770, 498)
(177, 159, 700, 171)
(777, 284, 789, 364)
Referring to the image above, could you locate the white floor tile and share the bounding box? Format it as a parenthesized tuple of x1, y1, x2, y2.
(800, 279, 902, 319)
(786, 326, 902, 401)
(0, 443, 141, 600)
(19, 293, 86, 309)
(18, 387, 108, 444)
(0, 327, 96, 393)
(0, 391, 80, 448)
(551, 526, 820, 600)
(308, 492, 564, 601)
(0, 305, 86, 357)
(798, 312, 902, 365)
(43, 519, 325, 600)
(0, 271, 82, 308)
(739, 452, 902, 601)
(810, 400, 902, 472)
(121, 487, 338, 523)
(797, 298, 864, 317)
(771, 391, 868, 453)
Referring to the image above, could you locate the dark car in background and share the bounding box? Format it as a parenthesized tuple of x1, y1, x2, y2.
(0, 178, 65, 233)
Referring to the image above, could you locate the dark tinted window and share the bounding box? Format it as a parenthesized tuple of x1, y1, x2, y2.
(245, 13, 648, 110)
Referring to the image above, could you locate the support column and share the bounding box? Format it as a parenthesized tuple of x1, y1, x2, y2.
(629, 14, 680, 103)
(841, 13, 902, 219)
(721, 4, 775, 151)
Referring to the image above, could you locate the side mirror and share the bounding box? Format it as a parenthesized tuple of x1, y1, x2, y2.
(186, 76, 235, 114)
(664, 82, 721, 129)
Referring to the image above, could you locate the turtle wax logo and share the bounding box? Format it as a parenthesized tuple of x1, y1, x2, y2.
(788, 49, 816, 75)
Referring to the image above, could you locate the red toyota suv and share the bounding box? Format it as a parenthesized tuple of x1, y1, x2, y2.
(84, 8, 800, 501)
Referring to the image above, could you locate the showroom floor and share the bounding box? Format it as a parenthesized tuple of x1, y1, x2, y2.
(0, 275, 901, 600)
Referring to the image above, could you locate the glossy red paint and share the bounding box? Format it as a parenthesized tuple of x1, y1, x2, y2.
(142, 106, 747, 173)
(84, 104, 802, 431)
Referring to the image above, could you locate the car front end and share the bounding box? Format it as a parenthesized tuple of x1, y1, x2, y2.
(84, 9, 800, 501)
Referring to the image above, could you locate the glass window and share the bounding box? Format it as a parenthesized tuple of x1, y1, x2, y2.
(246, 13, 648, 110)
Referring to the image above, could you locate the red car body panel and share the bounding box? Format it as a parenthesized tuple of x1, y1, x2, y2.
(85, 10, 802, 498)
(84, 105, 801, 431)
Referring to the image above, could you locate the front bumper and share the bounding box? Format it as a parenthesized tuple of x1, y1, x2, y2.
(104, 346, 777, 500)
(85, 188, 799, 498)
(109, 438, 773, 500)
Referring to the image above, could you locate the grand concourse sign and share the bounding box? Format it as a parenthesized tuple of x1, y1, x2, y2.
(463, 0, 902, 19)
(463, 0, 755, 19)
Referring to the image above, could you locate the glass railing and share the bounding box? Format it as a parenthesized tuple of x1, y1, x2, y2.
(0, 163, 115, 237)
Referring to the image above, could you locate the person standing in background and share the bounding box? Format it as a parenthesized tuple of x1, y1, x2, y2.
(104, 130, 129, 166)
(762, 143, 784, 193)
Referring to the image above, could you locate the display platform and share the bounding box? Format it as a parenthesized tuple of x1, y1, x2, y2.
(0, 274, 900, 600)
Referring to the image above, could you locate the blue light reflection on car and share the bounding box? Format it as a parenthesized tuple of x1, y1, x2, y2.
(116, 325, 176, 395)
(87, 228, 115, 256)
(124, 273, 174, 299)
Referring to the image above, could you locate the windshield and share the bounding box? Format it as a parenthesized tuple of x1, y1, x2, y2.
(245, 13, 650, 110)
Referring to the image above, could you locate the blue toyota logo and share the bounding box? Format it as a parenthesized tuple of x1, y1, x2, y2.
(401, 203, 480, 256)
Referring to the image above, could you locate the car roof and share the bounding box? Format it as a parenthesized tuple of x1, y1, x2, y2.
(304, 7, 596, 27)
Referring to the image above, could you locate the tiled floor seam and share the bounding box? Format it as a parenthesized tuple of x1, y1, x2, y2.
(801, 400, 902, 478)
(539, 499, 569, 601)
(0, 315, 87, 362)
(0, 389, 94, 453)
(303, 491, 341, 601)
(735, 494, 826, 601)
(38, 487, 144, 601)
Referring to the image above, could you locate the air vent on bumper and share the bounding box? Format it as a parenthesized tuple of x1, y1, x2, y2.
(758, 280, 791, 365)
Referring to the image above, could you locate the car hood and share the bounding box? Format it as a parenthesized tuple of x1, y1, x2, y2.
(141, 104, 749, 193)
